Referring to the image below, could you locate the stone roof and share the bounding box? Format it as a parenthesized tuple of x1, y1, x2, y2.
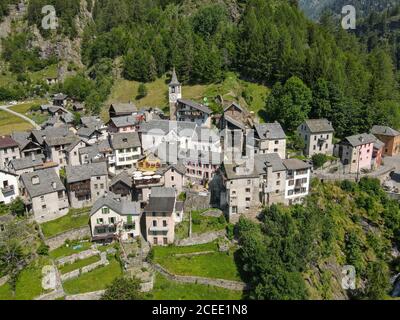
(157, 162, 187, 176)
(371, 125, 400, 137)
(110, 171, 132, 187)
(178, 99, 211, 114)
(373, 138, 385, 150)
(77, 126, 102, 138)
(169, 68, 180, 86)
(344, 133, 377, 147)
(144, 187, 176, 213)
(32, 126, 71, 145)
(282, 159, 312, 171)
(90, 193, 140, 217)
(150, 187, 176, 198)
(255, 122, 286, 140)
(110, 103, 137, 115)
(139, 120, 197, 137)
(110, 132, 141, 150)
(21, 168, 65, 198)
(45, 135, 78, 147)
(109, 116, 137, 128)
(9, 154, 45, 171)
(0, 136, 18, 149)
(255, 153, 286, 173)
(81, 116, 104, 128)
(66, 162, 108, 183)
(304, 119, 334, 133)
(53, 93, 68, 100)
(11, 131, 32, 150)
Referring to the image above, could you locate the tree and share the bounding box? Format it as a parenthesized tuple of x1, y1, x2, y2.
(312, 154, 329, 169)
(101, 276, 144, 300)
(136, 83, 148, 100)
(63, 74, 94, 101)
(72, 112, 81, 127)
(364, 261, 390, 300)
(9, 198, 25, 217)
(266, 76, 312, 131)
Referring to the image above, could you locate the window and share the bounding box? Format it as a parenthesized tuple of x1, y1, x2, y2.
(97, 177, 101, 180)
(102, 207, 110, 214)
(277, 173, 281, 179)
(245, 188, 251, 193)
(109, 217, 116, 224)
(288, 190, 294, 196)
(94, 184, 98, 190)
(40, 195, 45, 202)
(153, 220, 157, 227)
(289, 180, 294, 186)
(163, 220, 167, 227)
(100, 184, 104, 189)
(42, 205, 46, 209)
(171, 176, 174, 181)
(153, 238, 158, 245)
(163, 238, 168, 245)
(275, 140, 279, 145)
(276, 181, 280, 186)
(245, 197, 251, 202)
(57, 191, 64, 199)
(96, 218, 103, 225)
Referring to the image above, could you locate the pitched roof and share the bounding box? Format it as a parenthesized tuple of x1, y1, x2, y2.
(45, 135, 78, 147)
(53, 93, 68, 100)
(110, 103, 137, 115)
(304, 119, 334, 133)
(149, 187, 176, 198)
(283, 159, 312, 171)
(77, 126, 102, 138)
(373, 138, 385, 150)
(254, 153, 286, 173)
(90, 193, 140, 216)
(109, 116, 137, 128)
(81, 116, 104, 128)
(169, 68, 180, 86)
(66, 162, 108, 183)
(255, 122, 286, 140)
(32, 126, 71, 145)
(0, 136, 18, 149)
(21, 168, 65, 198)
(344, 133, 377, 147)
(110, 171, 132, 187)
(371, 125, 400, 137)
(139, 120, 196, 137)
(144, 187, 176, 213)
(9, 154, 45, 171)
(178, 99, 211, 114)
(110, 132, 141, 150)
(11, 131, 31, 150)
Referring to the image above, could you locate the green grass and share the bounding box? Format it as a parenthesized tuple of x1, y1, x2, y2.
(151, 273, 243, 300)
(10, 100, 49, 124)
(153, 242, 241, 281)
(0, 257, 51, 300)
(0, 110, 33, 135)
(41, 208, 91, 238)
(63, 257, 122, 294)
(30, 64, 58, 82)
(49, 242, 92, 260)
(59, 255, 101, 275)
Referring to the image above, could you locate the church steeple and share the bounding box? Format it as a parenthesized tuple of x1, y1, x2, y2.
(168, 68, 182, 120)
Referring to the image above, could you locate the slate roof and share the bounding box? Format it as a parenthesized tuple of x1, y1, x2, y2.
(255, 153, 286, 173)
(139, 120, 197, 137)
(344, 133, 377, 147)
(53, 93, 68, 100)
(283, 159, 312, 171)
(373, 138, 385, 150)
(11, 132, 31, 150)
(110, 171, 132, 187)
(45, 135, 78, 147)
(169, 68, 180, 86)
(110, 132, 141, 150)
(144, 187, 176, 213)
(157, 161, 187, 176)
(21, 168, 65, 198)
(90, 193, 140, 217)
(371, 125, 400, 137)
(77, 127, 102, 138)
(178, 99, 211, 114)
(0, 136, 18, 149)
(66, 162, 108, 183)
(109, 116, 137, 128)
(255, 122, 286, 140)
(9, 154, 45, 171)
(110, 103, 137, 114)
(65, 139, 87, 153)
(304, 119, 334, 133)
(32, 126, 71, 145)
(81, 116, 104, 128)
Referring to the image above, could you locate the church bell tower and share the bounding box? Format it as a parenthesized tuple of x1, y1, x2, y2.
(168, 68, 181, 120)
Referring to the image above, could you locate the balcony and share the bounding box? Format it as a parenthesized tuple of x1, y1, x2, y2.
(149, 225, 169, 232)
(1, 185, 15, 195)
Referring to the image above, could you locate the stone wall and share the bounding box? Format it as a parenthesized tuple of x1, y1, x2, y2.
(60, 252, 108, 282)
(45, 226, 91, 250)
(65, 290, 105, 300)
(57, 249, 98, 267)
(184, 191, 211, 212)
(152, 263, 248, 291)
(175, 230, 226, 246)
(0, 275, 9, 286)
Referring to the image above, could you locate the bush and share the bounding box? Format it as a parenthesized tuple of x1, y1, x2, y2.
(136, 83, 148, 100)
(37, 243, 50, 256)
(226, 224, 235, 240)
(178, 192, 186, 201)
(312, 154, 328, 168)
(9, 198, 25, 217)
(30, 104, 41, 112)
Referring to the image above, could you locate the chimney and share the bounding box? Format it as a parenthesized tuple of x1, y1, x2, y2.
(52, 182, 57, 189)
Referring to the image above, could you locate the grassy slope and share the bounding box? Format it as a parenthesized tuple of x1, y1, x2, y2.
(0, 110, 33, 135)
(59, 255, 101, 275)
(104, 72, 269, 122)
(151, 273, 243, 300)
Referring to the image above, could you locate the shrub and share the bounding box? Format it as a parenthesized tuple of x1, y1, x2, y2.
(312, 154, 328, 168)
(30, 104, 41, 112)
(37, 243, 50, 256)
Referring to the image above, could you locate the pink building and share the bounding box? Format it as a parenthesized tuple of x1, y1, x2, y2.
(338, 133, 376, 174)
(108, 116, 139, 133)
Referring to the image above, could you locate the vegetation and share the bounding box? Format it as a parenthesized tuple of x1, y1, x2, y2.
(312, 154, 329, 168)
(40, 208, 90, 238)
(0, 110, 33, 136)
(151, 273, 243, 300)
(237, 178, 400, 300)
(101, 276, 144, 300)
(49, 242, 92, 260)
(63, 256, 123, 294)
(59, 255, 101, 275)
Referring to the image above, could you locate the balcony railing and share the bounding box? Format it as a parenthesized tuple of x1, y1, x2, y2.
(1, 185, 15, 195)
(149, 226, 169, 232)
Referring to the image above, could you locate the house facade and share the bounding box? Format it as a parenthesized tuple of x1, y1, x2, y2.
(176, 99, 212, 128)
(20, 169, 69, 223)
(110, 132, 142, 173)
(371, 125, 400, 156)
(297, 119, 334, 157)
(90, 193, 141, 242)
(0, 169, 19, 205)
(66, 162, 109, 208)
(254, 122, 286, 159)
(282, 159, 311, 205)
(0, 136, 20, 169)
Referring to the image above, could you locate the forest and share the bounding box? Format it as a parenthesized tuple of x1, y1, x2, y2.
(1, 0, 400, 137)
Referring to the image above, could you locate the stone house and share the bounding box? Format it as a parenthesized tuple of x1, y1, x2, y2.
(89, 192, 141, 242)
(337, 133, 376, 174)
(66, 162, 109, 209)
(144, 187, 182, 246)
(20, 168, 69, 223)
(158, 162, 186, 195)
(372, 138, 385, 170)
(44, 135, 78, 168)
(109, 103, 137, 118)
(8, 154, 46, 176)
(297, 119, 334, 157)
(76, 127, 104, 145)
(0, 169, 19, 205)
(0, 136, 20, 169)
(109, 171, 133, 199)
(175, 99, 212, 128)
(110, 132, 142, 174)
(254, 122, 286, 159)
(65, 139, 90, 167)
(282, 159, 312, 205)
(11, 131, 42, 159)
(108, 116, 138, 133)
(371, 125, 400, 156)
(53, 93, 69, 107)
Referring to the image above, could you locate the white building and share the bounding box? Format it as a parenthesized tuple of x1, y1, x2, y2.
(282, 159, 312, 205)
(297, 119, 334, 157)
(110, 132, 142, 173)
(254, 122, 286, 159)
(0, 169, 20, 205)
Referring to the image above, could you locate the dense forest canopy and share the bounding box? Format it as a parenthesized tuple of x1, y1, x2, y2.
(0, 0, 399, 137)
